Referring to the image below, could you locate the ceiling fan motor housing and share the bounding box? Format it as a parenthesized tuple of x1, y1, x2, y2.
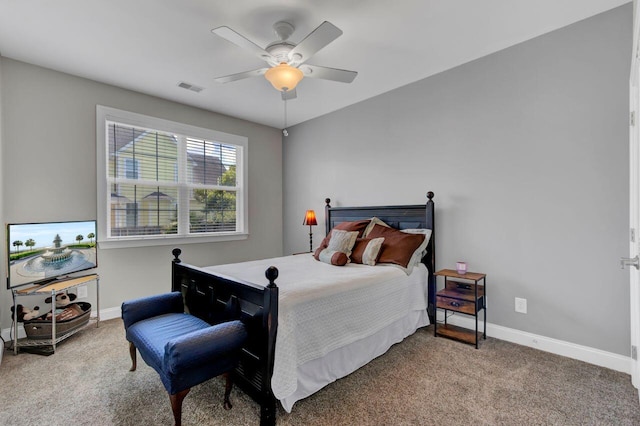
(273, 21, 294, 41)
(266, 41, 296, 64)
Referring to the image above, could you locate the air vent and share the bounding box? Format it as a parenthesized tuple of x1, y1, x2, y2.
(177, 82, 204, 93)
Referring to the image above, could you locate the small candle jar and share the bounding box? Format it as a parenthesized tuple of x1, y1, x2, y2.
(456, 261, 467, 275)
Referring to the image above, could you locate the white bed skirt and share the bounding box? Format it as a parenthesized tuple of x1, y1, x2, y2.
(279, 309, 430, 412)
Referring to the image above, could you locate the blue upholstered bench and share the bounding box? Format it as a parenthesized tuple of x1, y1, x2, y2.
(122, 292, 247, 426)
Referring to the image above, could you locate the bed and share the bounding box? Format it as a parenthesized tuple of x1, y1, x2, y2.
(170, 192, 435, 425)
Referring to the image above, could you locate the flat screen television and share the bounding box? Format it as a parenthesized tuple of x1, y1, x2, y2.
(6, 220, 97, 289)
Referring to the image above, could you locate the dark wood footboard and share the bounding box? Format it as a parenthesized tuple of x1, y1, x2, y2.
(170, 192, 435, 425)
(171, 250, 278, 426)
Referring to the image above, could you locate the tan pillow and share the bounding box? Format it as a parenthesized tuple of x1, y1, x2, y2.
(351, 237, 385, 266)
(313, 229, 358, 265)
(326, 229, 358, 256)
(365, 224, 425, 271)
(316, 219, 371, 251)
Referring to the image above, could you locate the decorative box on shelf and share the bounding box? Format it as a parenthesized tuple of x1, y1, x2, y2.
(23, 301, 92, 340)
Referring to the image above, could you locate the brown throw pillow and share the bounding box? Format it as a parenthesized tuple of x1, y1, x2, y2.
(351, 237, 385, 265)
(365, 224, 425, 269)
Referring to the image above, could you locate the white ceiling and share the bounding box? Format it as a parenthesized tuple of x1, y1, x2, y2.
(0, 0, 630, 128)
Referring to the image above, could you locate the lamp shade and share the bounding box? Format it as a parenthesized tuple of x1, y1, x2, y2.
(303, 210, 317, 226)
(265, 63, 304, 92)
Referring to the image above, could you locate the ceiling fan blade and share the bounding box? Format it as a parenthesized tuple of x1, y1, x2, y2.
(212, 26, 278, 66)
(281, 89, 297, 101)
(214, 68, 269, 84)
(299, 64, 357, 83)
(288, 21, 342, 66)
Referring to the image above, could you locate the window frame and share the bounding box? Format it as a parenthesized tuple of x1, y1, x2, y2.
(96, 105, 249, 249)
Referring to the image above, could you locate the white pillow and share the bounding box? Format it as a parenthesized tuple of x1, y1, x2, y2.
(401, 228, 432, 268)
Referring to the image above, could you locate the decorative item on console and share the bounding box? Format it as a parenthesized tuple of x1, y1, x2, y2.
(456, 261, 467, 275)
(45, 291, 77, 308)
(43, 292, 81, 321)
(10, 304, 43, 322)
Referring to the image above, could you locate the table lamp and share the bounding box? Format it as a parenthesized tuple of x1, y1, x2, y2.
(303, 210, 318, 252)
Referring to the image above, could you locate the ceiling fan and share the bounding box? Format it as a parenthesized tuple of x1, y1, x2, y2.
(211, 20, 358, 100)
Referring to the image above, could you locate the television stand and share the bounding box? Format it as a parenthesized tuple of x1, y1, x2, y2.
(12, 274, 100, 355)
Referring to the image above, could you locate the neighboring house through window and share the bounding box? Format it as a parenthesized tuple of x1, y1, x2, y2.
(96, 106, 248, 248)
(124, 158, 139, 179)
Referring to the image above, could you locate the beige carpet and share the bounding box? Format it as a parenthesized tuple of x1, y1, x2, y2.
(0, 318, 638, 425)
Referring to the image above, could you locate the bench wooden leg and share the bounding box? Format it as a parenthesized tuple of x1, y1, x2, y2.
(169, 388, 190, 426)
(128, 342, 137, 372)
(223, 372, 233, 410)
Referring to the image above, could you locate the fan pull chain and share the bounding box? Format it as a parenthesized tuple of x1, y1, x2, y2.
(283, 95, 289, 137)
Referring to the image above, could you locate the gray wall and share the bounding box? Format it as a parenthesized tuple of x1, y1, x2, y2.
(283, 5, 632, 355)
(0, 58, 283, 330)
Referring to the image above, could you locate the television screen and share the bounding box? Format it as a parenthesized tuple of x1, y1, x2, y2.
(6, 220, 97, 289)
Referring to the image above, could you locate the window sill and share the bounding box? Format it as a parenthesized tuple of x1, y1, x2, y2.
(97, 233, 248, 249)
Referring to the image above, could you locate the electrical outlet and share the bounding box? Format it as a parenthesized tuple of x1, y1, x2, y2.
(77, 285, 88, 299)
(515, 297, 527, 314)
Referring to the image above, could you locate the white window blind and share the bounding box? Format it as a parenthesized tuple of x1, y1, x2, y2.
(96, 106, 248, 248)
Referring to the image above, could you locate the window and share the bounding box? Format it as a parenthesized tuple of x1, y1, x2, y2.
(96, 106, 248, 248)
(124, 158, 139, 179)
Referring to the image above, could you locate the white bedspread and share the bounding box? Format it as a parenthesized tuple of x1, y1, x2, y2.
(203, 254, 429, 402)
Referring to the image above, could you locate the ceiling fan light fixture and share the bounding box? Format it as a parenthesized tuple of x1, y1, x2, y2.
(265, 63, 304, 92)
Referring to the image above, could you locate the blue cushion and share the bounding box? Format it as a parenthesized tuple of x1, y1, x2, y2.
(165, 321, 248, 375)
(126, 313, 247, 394)
(127, 313, 209, 374)
(164, 320, 247, 394)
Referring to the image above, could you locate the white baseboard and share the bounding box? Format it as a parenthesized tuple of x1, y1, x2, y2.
(445, 313, 631, 374)
(3, 307, 630, 374)
(2, 307, 122, 343)
(99, 306, 122, 321)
